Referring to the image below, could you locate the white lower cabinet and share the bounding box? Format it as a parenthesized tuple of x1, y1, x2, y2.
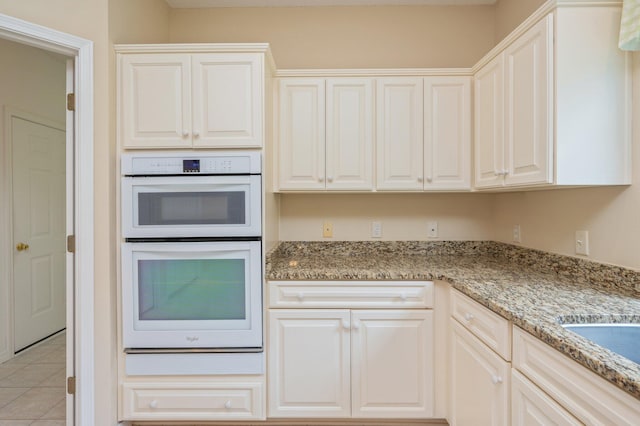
(121, 379, 264, 421)
(512, 326, 640, 425)
(450, 319, 510, 426)
(511, 369, 581, 426)
(268, 281, 434, 419)
(449, 289, 511, 426)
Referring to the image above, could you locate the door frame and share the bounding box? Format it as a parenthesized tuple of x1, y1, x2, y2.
(0, 13, 94, 425)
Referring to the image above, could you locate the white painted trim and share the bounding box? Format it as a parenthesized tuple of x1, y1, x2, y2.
(0, 13, 94, 426)
(115, 42, 277, 73)
(276, 68, 473, 77)
(166, 0, 497, 7)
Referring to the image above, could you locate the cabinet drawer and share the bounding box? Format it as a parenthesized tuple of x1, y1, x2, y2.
(269, 281, 433, 308)
(451, 289, 511, 360)
(122, 381, 264, 421)
(513, 327, 640, 425)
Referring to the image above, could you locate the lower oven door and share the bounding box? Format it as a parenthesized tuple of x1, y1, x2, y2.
(121, 241, 262, 350)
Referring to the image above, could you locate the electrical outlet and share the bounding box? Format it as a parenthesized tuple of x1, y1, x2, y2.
(322, 221, 333, 238)
(371, 221, 382, 238)
(428, 221, 438, 238)
(575, 230, 589, 256)
(512, 225, 521, 243)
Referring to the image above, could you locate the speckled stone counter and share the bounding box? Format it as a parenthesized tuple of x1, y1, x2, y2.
(266, 241, 640, 400)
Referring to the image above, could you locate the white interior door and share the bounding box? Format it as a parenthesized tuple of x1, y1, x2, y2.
(11, 116, 66, 352)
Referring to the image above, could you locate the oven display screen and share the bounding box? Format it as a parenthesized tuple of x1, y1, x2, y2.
(183, 159, 200, 173)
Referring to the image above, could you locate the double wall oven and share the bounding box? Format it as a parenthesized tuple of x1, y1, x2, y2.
(120, 151, 263, 358)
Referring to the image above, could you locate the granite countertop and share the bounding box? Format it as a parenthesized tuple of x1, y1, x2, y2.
(266, 241, 640, 401)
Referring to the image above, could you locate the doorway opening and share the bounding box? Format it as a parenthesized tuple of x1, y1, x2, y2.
(0, 13, 94, 426)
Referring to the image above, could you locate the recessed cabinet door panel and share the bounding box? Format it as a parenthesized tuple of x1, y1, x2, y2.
(424, 77, 471, 190)
(278, 79, 326, 190)
(504, 15, 553, 186)
(326, 79, 374, 190)
(192, 53, 262, 147)
(511, 369, 581, 426)
(268, 310, 350, 417)
(376, 78, 424, 190)
(450, 320, 509, 426)
(351, 310, 434, 418)
(474, 55, 505, 189)
(120, 54, 191, 148)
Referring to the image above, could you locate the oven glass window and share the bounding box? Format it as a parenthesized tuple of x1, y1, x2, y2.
(137, 259, 246, 321)
(138, 192, 245, 226)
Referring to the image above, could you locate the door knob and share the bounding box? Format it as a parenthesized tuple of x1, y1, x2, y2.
(16, 242, 29, 252)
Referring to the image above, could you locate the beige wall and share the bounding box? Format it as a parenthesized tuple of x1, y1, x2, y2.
(494, 0, 545, 42)
(280, 193, 495, 241)
(169, 5, 496, 68)
(492, 54, 640, 270)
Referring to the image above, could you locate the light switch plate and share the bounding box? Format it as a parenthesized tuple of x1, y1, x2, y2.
(371, 221, 382, 238)
(322, 221, 333, 238)
(428, 221, 438, 238)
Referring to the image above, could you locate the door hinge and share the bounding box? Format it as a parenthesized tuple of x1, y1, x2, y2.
(66, 93, 75, 111)
(67, 376, 76, 395)
(67, 235, 75, 253)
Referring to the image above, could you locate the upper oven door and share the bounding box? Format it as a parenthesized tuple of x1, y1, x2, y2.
(122, 175, 261, 238)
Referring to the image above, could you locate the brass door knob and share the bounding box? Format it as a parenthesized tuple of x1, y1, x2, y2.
(16, 242, 29, 252)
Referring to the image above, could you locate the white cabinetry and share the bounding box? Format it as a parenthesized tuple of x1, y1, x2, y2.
(424, 77, 471, 190)
(449, 290, 511, 426)
(511, 369, 581, 426)
(277, 74, 471, 192)
(376, 77, 424, 190)
(117, 45, 268, 149)
(512, 327, 640, 425)
(474, 3, 631, 189)
(278, 78, 373, 190)
(121, 379, 264, 421)
(268, 281, 434, 419)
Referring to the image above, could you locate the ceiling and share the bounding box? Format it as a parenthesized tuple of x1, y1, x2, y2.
(166, 0, 496, 8)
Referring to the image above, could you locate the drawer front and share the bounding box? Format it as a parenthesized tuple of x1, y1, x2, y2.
(269, 281, 433, 309)
(513, 327, 640, 425)
(451, 289, 511, 360)
(122, 381, 264, 421)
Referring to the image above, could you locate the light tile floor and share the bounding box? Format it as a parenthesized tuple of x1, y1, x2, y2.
(0, 332, 66, 426)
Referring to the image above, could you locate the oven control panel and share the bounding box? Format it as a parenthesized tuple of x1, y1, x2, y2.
(121, 151, 261, 175)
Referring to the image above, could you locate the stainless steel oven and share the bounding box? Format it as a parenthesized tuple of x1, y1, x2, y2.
(120, 151, 262, 354)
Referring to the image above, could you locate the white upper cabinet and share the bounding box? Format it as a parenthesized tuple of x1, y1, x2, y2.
(277, 78, 326, 190)
(376, 78, 424, 191)
(424, 77, 471, 190)
(326, 79, 374, 190)
(503, 16, 553, 187)
(475, 55, 505, 189)
(278, 78, 374, 191)
(120, 53, 192, 149)
(191, 53, 262, 148)
(117, 46, 268, 149)
(473, 3, 631, 190)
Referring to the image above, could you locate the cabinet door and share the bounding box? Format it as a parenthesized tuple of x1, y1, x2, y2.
(504, 15, 553, 187)
(450, 320, 509, 426)
(511, 369, 581, 426)
(474, 54, 505, 189)
(351, 310, 433, 418)
(278, 79, 326, 190)
(326, 78, 374, 190)
(268, 310, 350, 417)
(192, 53, 262, 148)
(376, 78, 424, 190)
(119, 53, 191, 149)
(424, 77, 471, 190)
